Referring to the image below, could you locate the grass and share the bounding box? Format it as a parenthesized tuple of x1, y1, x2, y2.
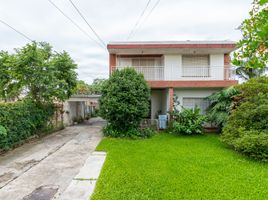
(91, 134, 268, 200)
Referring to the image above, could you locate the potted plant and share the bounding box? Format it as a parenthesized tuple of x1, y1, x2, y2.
(73, 117, 78, 125)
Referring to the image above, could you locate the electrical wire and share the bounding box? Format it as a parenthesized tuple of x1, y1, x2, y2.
(0, 18, 33, 42)
(130, 0, 161, 39)
(47, 0, 105, 50)
(68, 0, 106, 48)
(127, 0, 151, 40)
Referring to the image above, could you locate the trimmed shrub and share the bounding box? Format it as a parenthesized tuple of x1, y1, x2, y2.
(0, 125, 7, 135)
(233, 130, 268, 161)
(99, 68, 150, 138)
(103, 124, 155, 139)
(140, 128, 155, 138)
(0, 100, 54, 150)
(170, 107, 207, 135)
(0, 125, 7, 149)
(222, 98, 268, 161)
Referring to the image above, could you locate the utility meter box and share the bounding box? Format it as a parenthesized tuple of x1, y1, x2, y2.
(158, 115, 167, 129)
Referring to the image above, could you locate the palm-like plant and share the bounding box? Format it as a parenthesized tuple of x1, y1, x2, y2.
(206, 86, 239, 129)
(235, 64, 267, 80)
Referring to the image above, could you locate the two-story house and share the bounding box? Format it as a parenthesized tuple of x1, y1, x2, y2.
(107, 41, 238, 119)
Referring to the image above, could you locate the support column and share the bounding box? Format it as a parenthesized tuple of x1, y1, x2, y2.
(109, 54, 116, 76)
(224, 54, 230, 80)
(169, 87, 174, 113)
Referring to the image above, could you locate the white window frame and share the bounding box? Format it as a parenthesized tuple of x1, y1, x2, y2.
(182, 97, 210, 114)
(182, 55, 210, 77)
(131, 57, 162, 67)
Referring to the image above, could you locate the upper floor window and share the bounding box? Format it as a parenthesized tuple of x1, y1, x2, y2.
(182, 55, 210, 77)
(117, 57, 162, 67)
(132, 57, 162, 67)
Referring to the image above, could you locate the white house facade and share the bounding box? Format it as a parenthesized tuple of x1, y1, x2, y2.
(107, 41, 238, 119)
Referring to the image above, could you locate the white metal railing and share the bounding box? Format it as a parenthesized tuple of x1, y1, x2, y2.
(116, 66, 165, 80)
(224, 66, 236, 80)
(182, 66, 210, 77)
(181, 66, 237, 80)
(114, 66, 236, 80)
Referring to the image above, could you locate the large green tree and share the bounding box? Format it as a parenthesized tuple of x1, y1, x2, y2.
(73, 79, 107, 95)
(0, 51, 20, 101)
(74, 80, 91, 95)
(0, 42, 77, 102)
(90, 78, 106, 94)
(49, 51, 77, 101)
(233, 0, 268, 79)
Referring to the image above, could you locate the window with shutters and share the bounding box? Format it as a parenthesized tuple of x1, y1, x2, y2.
(132, 58, 162, 67)
(182, 97, 210, 114)
(116, 57, 164, 80)
(118, 58, 131, 67)
(182, 55, 210, 77)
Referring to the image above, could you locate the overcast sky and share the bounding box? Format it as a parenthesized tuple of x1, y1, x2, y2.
(0, 0, 252, 83)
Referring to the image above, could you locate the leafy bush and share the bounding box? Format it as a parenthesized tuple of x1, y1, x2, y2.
(139, 128, 155, 138)
(99, 68, 150, 137)
(170, 107, 207, 135)
(233, 130, 268, 161)
(233, 76, 268, 108)
(222, 77, 268, 161)
(222, 99, 268, 161)
(0, 125, 6, 135)
(103, 124, 121, 137)
(103, 124, 155, 139)
(0, 125, 7, 150)
(0, 100, 54, 150)
(91, 108, 99, 117)
(206, 86, 239, 129)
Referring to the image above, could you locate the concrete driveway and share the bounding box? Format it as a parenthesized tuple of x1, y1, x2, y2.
(0, 117, 105, 200)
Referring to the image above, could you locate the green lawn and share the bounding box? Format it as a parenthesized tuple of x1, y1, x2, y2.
(91, 134, 268, 200)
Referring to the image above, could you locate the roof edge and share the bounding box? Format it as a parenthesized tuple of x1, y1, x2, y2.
(108, 40, 236, 45)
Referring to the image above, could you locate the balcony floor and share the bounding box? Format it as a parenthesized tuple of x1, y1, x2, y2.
(147, 80, 238, 88)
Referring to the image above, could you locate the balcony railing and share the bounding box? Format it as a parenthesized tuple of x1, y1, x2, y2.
(114, 66, 236, 80)
(116, 66, 164, 80)
(182, 67, 210, 77)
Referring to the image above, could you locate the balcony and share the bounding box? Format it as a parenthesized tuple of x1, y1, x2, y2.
(116, 66, 164, 80)
(114, 66, 236, 81)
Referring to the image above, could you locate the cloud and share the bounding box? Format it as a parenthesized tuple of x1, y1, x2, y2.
(0, 0, 252, 83)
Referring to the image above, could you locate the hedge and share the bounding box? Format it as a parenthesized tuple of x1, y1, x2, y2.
(0, 100, 54, 151)
(222, 98, 268, 161)
(221, 77, 268, 161)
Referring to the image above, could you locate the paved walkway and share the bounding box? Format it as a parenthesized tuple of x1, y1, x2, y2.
(0, 117, 105, 200)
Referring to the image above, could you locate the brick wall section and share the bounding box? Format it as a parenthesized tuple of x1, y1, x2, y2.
(224, 54, 230, 65)
(148, 80, 238, 88)
(224, 54, 231, 80)
(109, 54, 116, 75)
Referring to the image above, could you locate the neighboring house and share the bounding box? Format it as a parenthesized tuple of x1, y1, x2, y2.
(63, 94, 100, 125)
(107, 41, 238, 119)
